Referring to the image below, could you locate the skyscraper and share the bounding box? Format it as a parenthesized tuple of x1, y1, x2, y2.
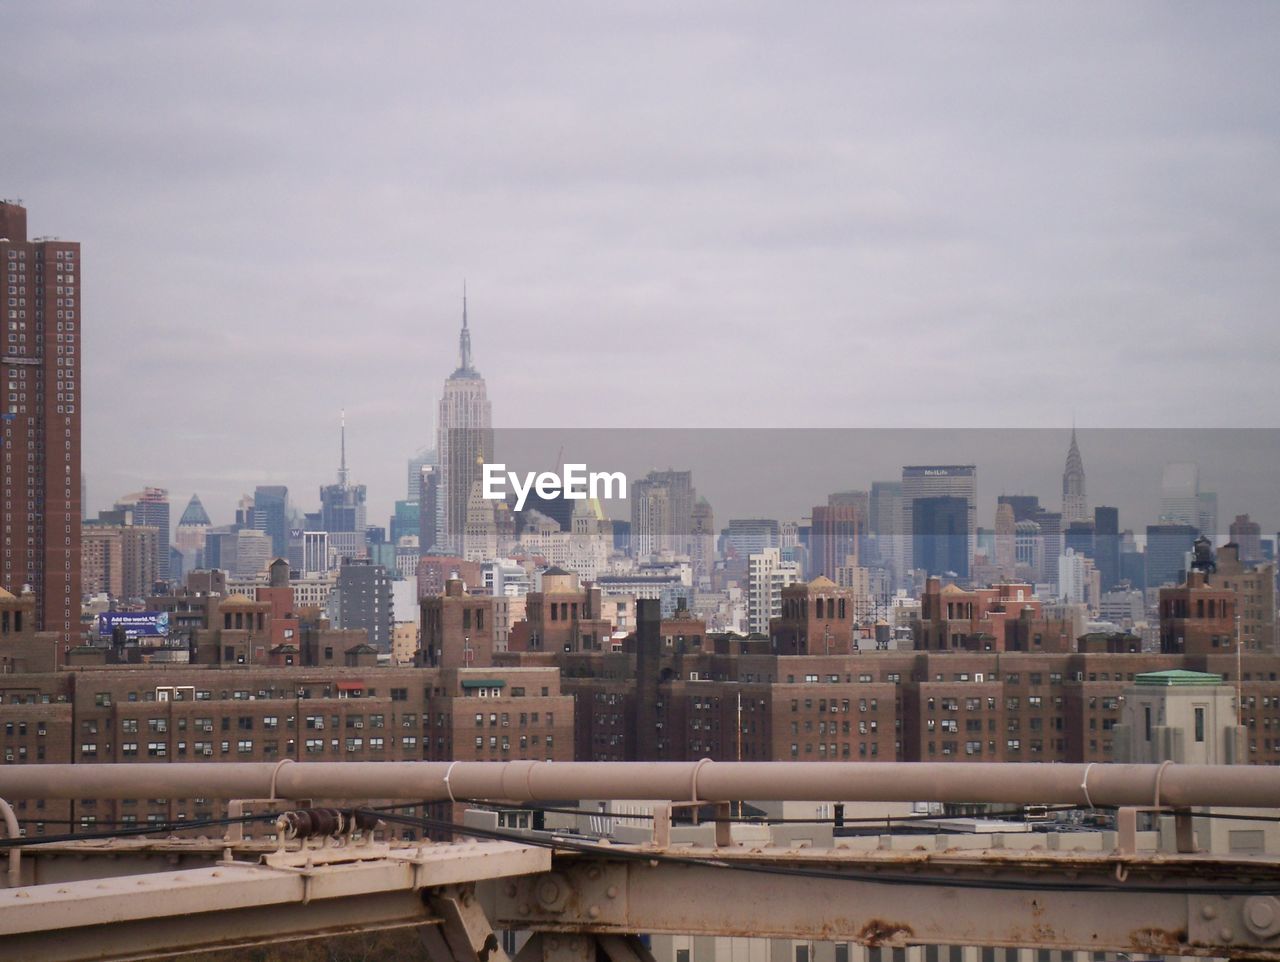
(1197, 491, 1219, 543)
(993, 502, 1016, 575)
(402, 447, 435, 553)
(901, 466, 976, 576)
(725, 519, 779, 560)
(1230, 514, 1263, 563)
(1094, 506, 1120, 591)
(746, 547, 800, 635)
(174, 493, 212, 571)
(630, 470, 695, 561)
(320, 411, 368, 561)
(81, 522, 157, 601)
(332, 558, 394, 652)
(0, 202, 81, 647)
(911, 496, 970, 580)
(1160, 462, 1200, 528)
(252, 485, 289, 558)
(390, 499, 420, 546)
(1061, 428, 1088, 524)
(868, 482, 903, 537)
(418, 464, 440, 554)
(116, 488, 170, 583)
(811, 500, 862, 579)
(1146, 522, 1198, 588)
(437, 290, 493, 555)
(1032, 507, 1063, 588)
(997, 494, 1041, 523)
(407, 446, 436, 501)
(1064, 519, 1095, 558)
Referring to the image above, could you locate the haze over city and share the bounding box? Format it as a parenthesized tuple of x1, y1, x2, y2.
(3, 3, 1280, 526)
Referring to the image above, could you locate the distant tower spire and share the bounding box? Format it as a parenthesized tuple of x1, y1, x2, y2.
(1062, 425, 1087, 523)
(338, 409, 349, 487)
(458, 281, 474, 373)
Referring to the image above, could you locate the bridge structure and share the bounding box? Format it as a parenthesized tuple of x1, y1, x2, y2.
(2, 761, 1280, 962)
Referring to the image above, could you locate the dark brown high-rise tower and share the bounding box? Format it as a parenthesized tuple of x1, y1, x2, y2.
(0, 201, 81, 652)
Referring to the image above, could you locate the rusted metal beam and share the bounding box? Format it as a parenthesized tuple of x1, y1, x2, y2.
(514, 932, 596, 962)
(0, 889, 433, 961)
(493, 851, 1280, 959)
(429, 883, 507, 962)
(4, 760, 1280, 808)
(0, 840, 546, 961)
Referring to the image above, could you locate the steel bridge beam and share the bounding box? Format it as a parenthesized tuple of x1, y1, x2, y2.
(0, 840, 548, 962)
(5, 837, 1280, 960)
(493, 850, 1280, 960)
(3, 760, 1280, 808)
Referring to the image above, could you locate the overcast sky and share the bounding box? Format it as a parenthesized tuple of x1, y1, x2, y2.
(3, 3, 1279, 530)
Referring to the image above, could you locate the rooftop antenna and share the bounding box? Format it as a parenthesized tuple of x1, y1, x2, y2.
(338, 409, 349, 487)
(1236, 611, 1243, 732)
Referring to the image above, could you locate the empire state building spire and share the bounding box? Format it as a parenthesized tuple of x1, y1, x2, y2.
(456, 281, 475, 375)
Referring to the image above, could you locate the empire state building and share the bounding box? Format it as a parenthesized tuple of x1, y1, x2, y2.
(436, 291, 493, 555)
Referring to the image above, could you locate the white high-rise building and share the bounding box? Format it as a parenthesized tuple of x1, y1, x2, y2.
(482, 560, 532, 597)
(1058, 547, 1100, 612)
(301, 531, 330, 576)
(232, 528, 272, 579)
(437, 289, 493, 555)
(747, 548, 801, 636)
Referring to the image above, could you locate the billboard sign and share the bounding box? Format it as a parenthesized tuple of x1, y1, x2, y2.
(98, 612, 170, 639)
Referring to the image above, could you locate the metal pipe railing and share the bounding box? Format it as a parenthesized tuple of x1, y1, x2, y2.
(0, 798, 21, 886)
(2, 760, 1280, 809)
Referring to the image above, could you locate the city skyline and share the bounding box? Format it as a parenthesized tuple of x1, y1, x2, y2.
(80, 426, 1280, 548)
(4, 4, 1279, 530)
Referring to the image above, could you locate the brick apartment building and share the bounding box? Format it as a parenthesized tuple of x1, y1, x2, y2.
(770, 577, 856, 656)
(914, 578, 1076, 653)
(0, 201, 81, 649)
(5, 556, 1280, 840)
(1205, 543, 1277, 651)
(540, 642, 1280, 767)
(0, 660, 572, 837)
(496, 583, 1280, 769)
(0, 574, 572, 837)
(506, 567, 612, 653)
(1159, 571, 1239, 654)
(421, 578, 498, 668)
